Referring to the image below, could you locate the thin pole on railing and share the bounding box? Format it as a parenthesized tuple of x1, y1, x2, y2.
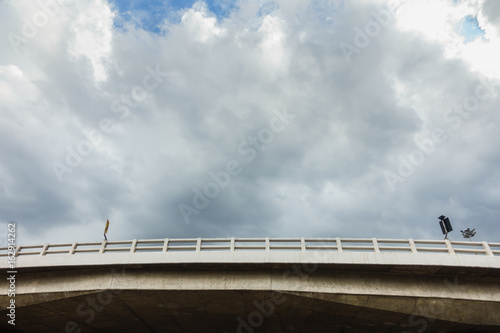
(445, 239, 455, 254)
(372, 238, 380, 253)
(130, 239, 138, 253)
(99, 241, 107, 254)
(483, 241, 494, 256)
(196, 238, 201, 252)
(230, 237, 235, 251)
(408, 239, 417, 253)
(336, 237, 343, 252)
(301, 237, 306, 252)
(69, 242, 77, 255)
(41, 244, 49, 256)
(163, 238, 169, 252)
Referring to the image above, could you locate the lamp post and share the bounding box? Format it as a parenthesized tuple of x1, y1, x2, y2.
(438, 215, 453, 240)
(461, 227, 476, 254)
(460, 228, 476, 241)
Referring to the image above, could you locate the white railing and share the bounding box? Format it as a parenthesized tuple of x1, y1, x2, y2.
(0, 238, 499, 257)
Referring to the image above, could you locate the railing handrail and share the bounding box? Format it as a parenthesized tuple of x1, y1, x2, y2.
(0, 238, 498, 257)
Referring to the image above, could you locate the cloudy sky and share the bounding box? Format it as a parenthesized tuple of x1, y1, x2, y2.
(1, 0, 499, 246)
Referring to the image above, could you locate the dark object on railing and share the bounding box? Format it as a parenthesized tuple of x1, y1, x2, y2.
(461, 228, 476, 240)
(438, 215, 453, 239)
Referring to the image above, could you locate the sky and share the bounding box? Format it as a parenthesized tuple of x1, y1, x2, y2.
(1, 0, 499, 246)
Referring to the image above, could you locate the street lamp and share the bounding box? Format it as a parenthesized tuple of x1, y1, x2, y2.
(461, 228, 476, 241)
(438, 215, 453, 239)
(461, 227, 477, 255)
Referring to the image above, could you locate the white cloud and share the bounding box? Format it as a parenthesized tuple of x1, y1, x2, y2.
(258, 15, 288, 71)
(179, 2, 225, 43)
(67, 0, 115, 82)
(393, 0, 500, 79)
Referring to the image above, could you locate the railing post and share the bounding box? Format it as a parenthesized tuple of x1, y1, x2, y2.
(130, 239, 138, 253)
(265, 237, 270, 251)
(408, 239, 417, 253)
(483, 241, 494, 256)
(336, 237, 343, 253)
(162, 238, 169, 252)
(40, 244, 49, 256)
(15, 245, 21, 257)
(301, 237, 306, 252)
(372, 238, 380, 253)
(445, 239, 455, 254)
(69, 242, 77, 255)
(99, 240, 107, 254)
(196, 238, 202, 252)
(230, 237, 235, 251)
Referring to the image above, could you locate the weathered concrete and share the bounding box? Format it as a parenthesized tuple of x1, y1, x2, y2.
(4, 250, 500, 270)
(1, 250, 500, 332)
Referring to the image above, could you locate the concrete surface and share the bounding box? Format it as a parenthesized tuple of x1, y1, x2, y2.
(1, 250, 499, 332)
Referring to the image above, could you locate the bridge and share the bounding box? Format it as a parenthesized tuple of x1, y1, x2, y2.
(1, 237, 500, 332)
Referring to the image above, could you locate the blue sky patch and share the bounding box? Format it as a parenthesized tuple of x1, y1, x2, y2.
(110, 0, 238, 33)
(459, 15, 485, 43)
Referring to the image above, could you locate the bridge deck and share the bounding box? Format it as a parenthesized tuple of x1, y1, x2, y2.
(1, 238, 500, 332)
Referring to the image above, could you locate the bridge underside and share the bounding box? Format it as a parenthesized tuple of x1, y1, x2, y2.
(1, 262, 500, 333)
(2, 289, 500, 333)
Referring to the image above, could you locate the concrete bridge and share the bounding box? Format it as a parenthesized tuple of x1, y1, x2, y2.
(1, 237, 500, 332)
